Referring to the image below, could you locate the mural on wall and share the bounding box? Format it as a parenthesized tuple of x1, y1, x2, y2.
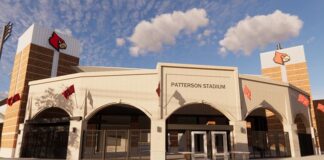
(34, 87, 75, 117)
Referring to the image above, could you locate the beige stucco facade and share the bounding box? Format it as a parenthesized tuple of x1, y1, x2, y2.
(11, 63, 315, 160)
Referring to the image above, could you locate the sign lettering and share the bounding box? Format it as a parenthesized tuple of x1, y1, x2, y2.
(170, 82, 226, 89)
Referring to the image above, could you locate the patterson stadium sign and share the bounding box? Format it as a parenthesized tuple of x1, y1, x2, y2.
(170, 82, 226, 89)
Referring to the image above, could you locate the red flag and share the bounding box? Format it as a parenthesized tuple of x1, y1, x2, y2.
(297, 94, 305, 103)
(303, 98, 310, 107)
(7, 93, 21, 106)
(6, 97, 13, 106)
(318, 103, 324, 113)
(13, 93, 21, 103)
(297, 94, 309, 107)
(156, 82, 160, 97)
(62, 85, 75, 99)
(243, 85, 251, 100)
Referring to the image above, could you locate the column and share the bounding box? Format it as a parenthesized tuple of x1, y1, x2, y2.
(283, 124, 301, 157)
(66, 119, 86, 160)
(150, 119, 166, 160)
(307, 127, 320, 155)
(230, 120, 249, 159)
(13, 124, 25, 158)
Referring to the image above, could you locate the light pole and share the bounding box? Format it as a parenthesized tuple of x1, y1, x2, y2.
(0, 22, 13, 60)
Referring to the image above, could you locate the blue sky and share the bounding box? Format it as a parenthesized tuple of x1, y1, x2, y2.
(0, 0, 323, 99)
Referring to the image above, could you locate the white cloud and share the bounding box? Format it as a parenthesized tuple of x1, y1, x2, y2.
(55, 28, 73, 36)
(219, 10, 303, 56)
(0, 91, 8, 100)
(203, 29, 213, 36)
(196, 29, 214, 46)
(129, 8, 209, 56)
(116, 38, 125, 46)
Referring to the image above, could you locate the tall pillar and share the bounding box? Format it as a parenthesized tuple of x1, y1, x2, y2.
(150, 119, 166, 160)
(230, 121, 249, 153)
(67, 120, 85, 160)
(283, 124, 301, 157)
(0, 24, 80, 158)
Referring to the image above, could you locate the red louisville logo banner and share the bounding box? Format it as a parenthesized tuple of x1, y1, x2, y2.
(318, 103, 324, 113)
(156, 82, 160, 97)
(243, 85, 251, 100)
(49, 32, 67, 52)
(297, 94, 310, 107)
(62, 85, 75, 99)
(7, 93, 21, 106)
(273, 51, 290, 65)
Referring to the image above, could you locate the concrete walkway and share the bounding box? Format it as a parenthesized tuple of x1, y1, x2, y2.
(260, 155, 323, 160)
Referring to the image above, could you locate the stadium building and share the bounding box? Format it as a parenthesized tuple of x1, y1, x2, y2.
(0, 24, 320, 160)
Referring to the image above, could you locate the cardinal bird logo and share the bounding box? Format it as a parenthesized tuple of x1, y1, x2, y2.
(273, 51, 290, 65)
(48, 32, 67, 52)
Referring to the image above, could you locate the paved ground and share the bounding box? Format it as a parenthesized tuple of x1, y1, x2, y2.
(256, 155, 324, 160)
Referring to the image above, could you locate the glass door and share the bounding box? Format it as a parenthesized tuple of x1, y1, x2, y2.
(211, 131, 228, 160)
(191, 131, 207, 160)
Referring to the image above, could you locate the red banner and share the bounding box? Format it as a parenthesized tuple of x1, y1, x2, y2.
(318, 103, 324, 113)
(62, 85, 75, 99)
(243, 85, 251, 100)
(7, 93, 21, 106)
(297, 94, 309, 107)
(156, 82, 160, 97)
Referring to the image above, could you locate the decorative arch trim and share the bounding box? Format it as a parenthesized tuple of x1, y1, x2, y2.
(165, 101, 237, 122)
(31, 106, 72, 120)
(244, 105, 288, 125)
(84, 102, 152, 121)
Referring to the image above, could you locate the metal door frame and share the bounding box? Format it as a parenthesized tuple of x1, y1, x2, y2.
(191, 131, 207, 159)
(211, 131, 228, 160)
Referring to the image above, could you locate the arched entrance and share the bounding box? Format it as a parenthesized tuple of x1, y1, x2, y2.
(82, 104, 151, 160)
(246, 108, 290, 158)
(166, 103, 232, 160)
(295, 114, 314, 156)
(21, 107, 70, 159)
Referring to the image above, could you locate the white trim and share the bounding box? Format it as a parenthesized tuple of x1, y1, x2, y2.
(211, 131, 228, 159)
(51, 51, 59, 77)
(260, 45, 306, 69)
(16, 24, 80, 57)
(0, 147, 15, 158)
(191, 131, 208, 159)
(281, 65, 288, 82)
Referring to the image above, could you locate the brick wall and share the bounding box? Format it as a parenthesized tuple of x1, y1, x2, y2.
(0, 43, 79, 149)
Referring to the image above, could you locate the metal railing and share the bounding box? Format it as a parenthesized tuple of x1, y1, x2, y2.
(20, 125, 69, 159)
(82, 129, 150, 160)
(248, 131, 291, 159)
